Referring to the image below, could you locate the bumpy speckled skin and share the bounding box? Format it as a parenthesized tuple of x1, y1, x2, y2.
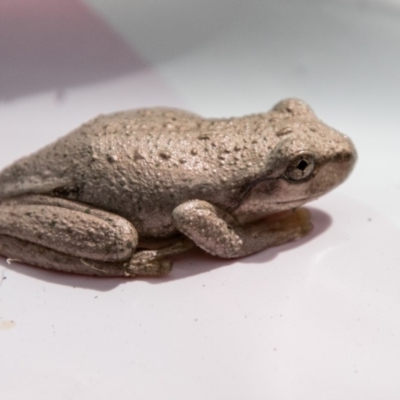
(0, 99, 356, 277)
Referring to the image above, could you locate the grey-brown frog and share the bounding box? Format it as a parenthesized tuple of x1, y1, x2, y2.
(0, 99, 356, 277)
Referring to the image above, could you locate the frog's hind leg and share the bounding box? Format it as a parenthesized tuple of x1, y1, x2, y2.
(0, 234, 130, 276)
(0, 194, 138, 276)
(0, 234, 194, 277)
(0, 195, 193, 277)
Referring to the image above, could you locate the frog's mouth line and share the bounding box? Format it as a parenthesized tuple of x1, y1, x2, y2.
(276, 195, 318, 205)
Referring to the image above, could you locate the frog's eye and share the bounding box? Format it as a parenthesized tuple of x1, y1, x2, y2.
(285, 153, 315, 181)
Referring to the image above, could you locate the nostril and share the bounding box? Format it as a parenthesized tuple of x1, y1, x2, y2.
(336, 152, 352, 163)
(335, 140, 357, 164)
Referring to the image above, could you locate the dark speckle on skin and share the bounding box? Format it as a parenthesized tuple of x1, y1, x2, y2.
(159, 151, 171, 160)
(107, 155, 118, 163)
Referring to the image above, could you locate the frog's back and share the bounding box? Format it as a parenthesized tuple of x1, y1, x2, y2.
(0, 108, 202, 201)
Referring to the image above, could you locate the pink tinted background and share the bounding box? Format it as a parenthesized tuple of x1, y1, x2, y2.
(0, 0, 148, 100)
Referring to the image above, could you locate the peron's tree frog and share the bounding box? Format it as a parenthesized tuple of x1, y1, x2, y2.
(0, 99, 356, 277)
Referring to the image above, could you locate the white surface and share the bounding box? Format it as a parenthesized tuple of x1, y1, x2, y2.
(1, 1, 400, 399)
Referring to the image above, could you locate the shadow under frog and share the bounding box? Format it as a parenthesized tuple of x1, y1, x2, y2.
(0, 99, 356, 280)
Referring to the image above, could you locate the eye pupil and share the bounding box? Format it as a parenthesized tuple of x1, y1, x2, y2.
(297, 160, 309, 171)
(285, 153, 315, 182)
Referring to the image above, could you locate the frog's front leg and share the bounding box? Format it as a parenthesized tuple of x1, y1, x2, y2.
(0, 195, 191, 277)
(172, 200, 313, 258)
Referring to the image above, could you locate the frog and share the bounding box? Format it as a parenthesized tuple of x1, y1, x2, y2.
(0, 98, 356, 277)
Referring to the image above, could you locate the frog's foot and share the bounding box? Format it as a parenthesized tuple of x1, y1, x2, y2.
(127, 251, 172, 276)
(126, 237, 195, 277)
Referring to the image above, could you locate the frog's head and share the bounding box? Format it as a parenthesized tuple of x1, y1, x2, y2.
(235, 99, 357, 221)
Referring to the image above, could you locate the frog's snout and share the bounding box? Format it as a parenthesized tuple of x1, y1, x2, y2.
(336, 136, 357, 175)
(339, 135, 357, 160)
(315, 135, 357, 193)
